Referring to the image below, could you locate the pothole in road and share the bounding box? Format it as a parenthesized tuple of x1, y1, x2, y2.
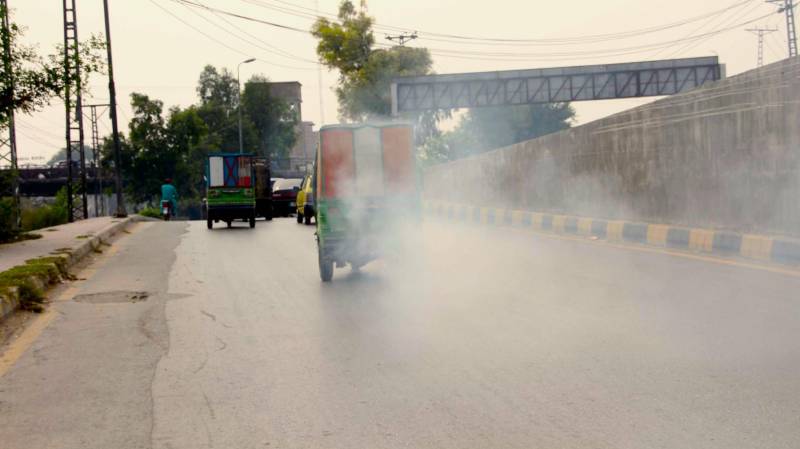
(73, 291, 150, 304)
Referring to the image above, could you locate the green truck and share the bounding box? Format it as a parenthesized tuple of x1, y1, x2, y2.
(205, 153, 257, 229)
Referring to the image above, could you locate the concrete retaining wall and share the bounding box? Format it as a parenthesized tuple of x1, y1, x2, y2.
(424, 57, 800, 237)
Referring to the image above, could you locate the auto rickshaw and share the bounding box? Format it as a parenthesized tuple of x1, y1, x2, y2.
(315, 123, 419, 281)
(205, 153, 257, 229)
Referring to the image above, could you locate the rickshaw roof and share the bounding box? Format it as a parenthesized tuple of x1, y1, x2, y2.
(319, 122, 412, 132)
(206, 152, 256, 158)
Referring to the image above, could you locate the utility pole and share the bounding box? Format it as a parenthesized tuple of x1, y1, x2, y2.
(62, 0, 88, 222)
(84, 104, 108, 217)
(767, 0, 798, 57)
(237, 58, 255, 154)
(747, 27, 778, 67)
(102, 0, 127, 217)
(315, 0, 325, 126)
(0, 0, 19, 230)
(386, 32, 418, 47)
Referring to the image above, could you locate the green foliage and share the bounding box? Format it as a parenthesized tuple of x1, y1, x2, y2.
(0, 196, 15, 241)
(312, 1, 436, 122)
(0, 261, 58, 313)
(421, 104, 576, 163)
(20, 187, 68, 232)
(197, 65, 239, 110)
(138, 207, 162, 219)
(242, 76, 297, 158)
(100, 65, 296, 206)
(0, 256, 69, 312)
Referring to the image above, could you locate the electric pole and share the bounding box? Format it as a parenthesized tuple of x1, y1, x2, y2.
(767, 0, 798, 57)
(386, 32, 418, 46)
(747, 27, 778, 67)
(0, 0, 20, 230)
(84, 104, 108, 217)
(102, 0, 127, 217)
(62, 0, 88, 222)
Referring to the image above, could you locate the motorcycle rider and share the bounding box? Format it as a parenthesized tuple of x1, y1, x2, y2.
(161, 178, 178, 218)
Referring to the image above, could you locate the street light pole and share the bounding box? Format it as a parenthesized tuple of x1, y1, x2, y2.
(103, 0, 126, 217)
(237, 58, 255, 154)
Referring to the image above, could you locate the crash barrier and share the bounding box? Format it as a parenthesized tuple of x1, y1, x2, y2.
(424, 200, 800, 267)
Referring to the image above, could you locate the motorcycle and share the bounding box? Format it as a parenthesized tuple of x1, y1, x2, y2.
(161, 200, 172, 221)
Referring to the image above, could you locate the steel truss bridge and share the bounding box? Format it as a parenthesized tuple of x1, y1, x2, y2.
(391, 57, 724, 114)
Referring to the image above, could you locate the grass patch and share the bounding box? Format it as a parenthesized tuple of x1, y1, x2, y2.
(138, 207, 162, 219)
(0, 257, 70, 313)
(75, 235, 90, 239)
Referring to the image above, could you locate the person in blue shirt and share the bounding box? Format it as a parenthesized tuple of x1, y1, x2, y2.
(161, 178, 178, 216)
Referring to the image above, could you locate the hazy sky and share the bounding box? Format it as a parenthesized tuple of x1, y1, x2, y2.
(11, 0, 791, 163)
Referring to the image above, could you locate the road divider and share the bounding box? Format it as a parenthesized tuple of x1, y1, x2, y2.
(424, 201, 800, 267)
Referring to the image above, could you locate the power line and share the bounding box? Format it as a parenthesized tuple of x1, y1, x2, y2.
(386, 32, 418, 46)
(403, 11, 777, 62)
(747, 26, 778, 66)
(666, 0, 767, 58)
(767, 0, 798, 56)
(149, 0, 314, 71)
(177, 0, 319, 65)
(246, 0, 759, 45)
(179, 0, 776, 62)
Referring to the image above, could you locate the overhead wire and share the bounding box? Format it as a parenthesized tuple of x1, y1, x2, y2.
(178, 0, 776, 63)
(241, 0, 759, 45)
(178, 0, 319, 66)
(665, 0, 768, 58)
(379, 11, 778, 62)
(149, 0, 315, 71)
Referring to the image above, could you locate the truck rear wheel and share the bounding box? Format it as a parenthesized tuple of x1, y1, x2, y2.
(318, 247, 333, 282)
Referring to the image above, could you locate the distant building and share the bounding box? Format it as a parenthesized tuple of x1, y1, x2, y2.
(264, 81, 316, 173)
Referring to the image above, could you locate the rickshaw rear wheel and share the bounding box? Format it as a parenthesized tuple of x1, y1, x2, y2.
(319, 248, 333, 282)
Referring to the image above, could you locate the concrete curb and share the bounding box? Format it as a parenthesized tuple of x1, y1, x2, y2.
(424, 201, 800, 267)
(0, 216, 140, 321)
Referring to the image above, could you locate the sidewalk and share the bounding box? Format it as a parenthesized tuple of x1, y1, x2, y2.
(0, 216, 139, 320)
(0, 217, 125, 273)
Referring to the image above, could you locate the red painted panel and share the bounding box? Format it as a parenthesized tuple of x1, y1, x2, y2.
(382, 126, 415, 194)
(321, 128, 354, 198)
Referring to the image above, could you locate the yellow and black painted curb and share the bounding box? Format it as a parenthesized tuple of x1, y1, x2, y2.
(423, 201, 800, 267)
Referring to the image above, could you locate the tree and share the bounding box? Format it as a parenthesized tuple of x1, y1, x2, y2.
(196, 65, 238, 111)
(420, 104, 576, 164)
(312, 1, 434, 121)
(241, 76, 297, 159)
(166, 106, 209, 199)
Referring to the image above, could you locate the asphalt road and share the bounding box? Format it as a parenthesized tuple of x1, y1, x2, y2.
(1, 218, 800, 449)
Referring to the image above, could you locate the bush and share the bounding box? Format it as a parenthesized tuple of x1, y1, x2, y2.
(0, 197, 16, 242)
(138, 207, 162, 219)
(21, 188, 68, 232)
